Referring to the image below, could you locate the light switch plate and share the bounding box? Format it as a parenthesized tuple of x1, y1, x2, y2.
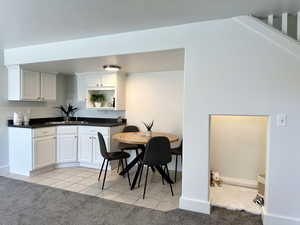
(276, 113, 287, 127)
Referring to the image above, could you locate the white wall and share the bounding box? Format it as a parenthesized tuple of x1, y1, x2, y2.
(4, 17, 300, 225)
(125, 71, 183, 169)
(210, 115, 267, 183)
(0, 50, 67, 171)
(125, 71, 183, 136)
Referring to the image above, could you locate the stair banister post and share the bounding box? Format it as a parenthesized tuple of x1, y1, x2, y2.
(267, 14, 274, 25)
(297, 12, 300, 41)
(282, 12, 288, 34)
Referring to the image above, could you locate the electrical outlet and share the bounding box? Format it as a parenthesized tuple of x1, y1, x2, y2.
(276, 113, 287, 127)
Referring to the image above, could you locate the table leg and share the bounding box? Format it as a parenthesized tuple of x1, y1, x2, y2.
(119, 145, 145, 176)
(155, 166, 174, 184)
(119, 153, 143, 176)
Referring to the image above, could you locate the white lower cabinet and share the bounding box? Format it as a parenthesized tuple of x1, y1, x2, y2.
(57, 126, 78, 163)
(77, 127, 109, 167)
(57, 134, 78, 163)
(78, 134, 93, 163)
(33, 136, 56, 169)
(9, 125, 124, 176)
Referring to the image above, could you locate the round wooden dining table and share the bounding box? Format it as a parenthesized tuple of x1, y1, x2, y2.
(112, 131, 179, 190)
(112, 131, 179, 145)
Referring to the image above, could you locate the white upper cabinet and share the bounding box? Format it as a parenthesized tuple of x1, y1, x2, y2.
(7, 65, 56, 101)
(21, 70, 41, 101)
(76, 71, 126, 110)
(85, 73, 117, 88)
(41, 73, 56, 101)
(101, 74, 117, 87)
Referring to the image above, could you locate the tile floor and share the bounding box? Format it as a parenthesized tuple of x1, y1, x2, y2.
(210, 184, 262, 215)
(4, 167, 181, 212)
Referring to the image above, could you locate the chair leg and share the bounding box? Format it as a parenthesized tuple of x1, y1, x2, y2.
(165, 165, 174, 196)
(162, 165, 165, 185)
(143, 165, 149, 199)
(102, 160, 109, 190)
(175, 155, 178, 183)
(125, 158, 131, 186)
(117, 160, 121, 173)
(120, 159, 125, 178)
(150, 166, 155, 173)
(138, 163, 144, 188)
(98, 159, 106, 181)
(135, 149, 139, 157)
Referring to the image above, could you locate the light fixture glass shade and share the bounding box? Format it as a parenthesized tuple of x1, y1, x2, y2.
(103, 65, 121, 71)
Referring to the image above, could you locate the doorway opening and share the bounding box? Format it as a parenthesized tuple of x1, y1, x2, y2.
(209, 115, 268, 214)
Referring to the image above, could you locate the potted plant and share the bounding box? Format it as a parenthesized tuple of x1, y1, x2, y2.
(90, 94, 106, 107)
(143, 121, 154, 137)
(90, 94, 98, 107)
(96, 94, 106, 107)
(56, 104, 79, 122)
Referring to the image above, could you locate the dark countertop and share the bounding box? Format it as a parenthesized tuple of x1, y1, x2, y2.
(8, 117, 126, 129)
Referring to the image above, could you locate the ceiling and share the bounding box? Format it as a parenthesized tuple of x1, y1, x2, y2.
(22, 49, 185, 74)
(0, 0, 300, 48)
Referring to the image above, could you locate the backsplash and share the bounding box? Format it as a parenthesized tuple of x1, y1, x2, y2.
(74, 102, 125, 118)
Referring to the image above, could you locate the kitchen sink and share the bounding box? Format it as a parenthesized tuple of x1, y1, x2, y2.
(46, 121, 89, 125)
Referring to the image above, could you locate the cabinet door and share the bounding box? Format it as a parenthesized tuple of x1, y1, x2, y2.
(33, 136, 56, 169)
(101, 74, 116, 87)
(92, 135, 107, 166)
(57, 135, 78, 163)
(78, 134, 93, 163)
(21, 70, 41, 100)
(86, 75, 102, 88)
(41, 73, 56, 100)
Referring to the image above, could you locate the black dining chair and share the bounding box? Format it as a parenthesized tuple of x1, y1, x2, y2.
(97, 132, 131, 190)
(140, 136, 174, 199)
(117, 125, 140, 172)
(171, 140, 182, 182)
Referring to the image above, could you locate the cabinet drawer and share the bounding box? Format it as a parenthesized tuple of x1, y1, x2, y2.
(33, 127, 56, 138)
(78, 126, 109, 136)
(57, 126, 78, 135)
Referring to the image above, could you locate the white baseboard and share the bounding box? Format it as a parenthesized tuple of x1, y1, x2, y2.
(0, 165, 9, 176)
(221, 176, 257, 189)
(263, 211, 300, 225)
(179, 196, 211, 214)
(55, 162, 80, 168)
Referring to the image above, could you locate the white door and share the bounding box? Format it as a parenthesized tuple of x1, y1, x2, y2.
(41, 73, 56, 100)
(78, 134, 93, 163)
(33, 136, 56, 169)
(92, 135, 107, 166)
(21, 70, 41, 100)
(57, 135, 78, 163)
(101, 74, 116, 87)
